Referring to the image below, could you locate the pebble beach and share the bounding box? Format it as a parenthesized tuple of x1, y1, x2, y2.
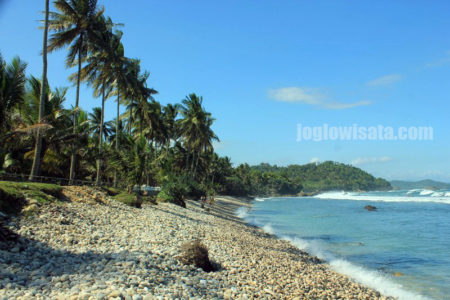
(0, 189, 392, 299)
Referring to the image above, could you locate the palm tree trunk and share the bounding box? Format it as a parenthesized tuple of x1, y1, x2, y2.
(128, 105, 133, 134)
(190, 151, 196, 176)
(29, 0, 49, 180)
(185, 145, 191, 173)
(96, 84, 105, 186)
(114, 93, 120, 187)
(69, 45, 82, 184)
(193, 151, 200, 178)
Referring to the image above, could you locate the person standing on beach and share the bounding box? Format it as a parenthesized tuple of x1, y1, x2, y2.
(209, 196, 215, 208)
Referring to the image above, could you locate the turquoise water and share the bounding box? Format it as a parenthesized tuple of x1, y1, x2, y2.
(237, 190, 450, 300)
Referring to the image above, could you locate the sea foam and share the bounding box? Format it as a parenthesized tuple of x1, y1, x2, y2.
(235, 206, 249, 219)
(419, 190, 434, 196)
(314, 191, 450, 205)
(281, 236, 428, 300)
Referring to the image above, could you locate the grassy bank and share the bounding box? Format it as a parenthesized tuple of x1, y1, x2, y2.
(0, 181, 64, 214)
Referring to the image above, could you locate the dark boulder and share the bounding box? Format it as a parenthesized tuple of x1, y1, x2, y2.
(364, 205, 377, 211)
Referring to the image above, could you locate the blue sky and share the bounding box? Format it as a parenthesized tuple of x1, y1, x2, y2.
(1, 0, 449, 181)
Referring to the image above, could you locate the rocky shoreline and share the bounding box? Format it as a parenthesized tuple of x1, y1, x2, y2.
(0, 191, 391, 299)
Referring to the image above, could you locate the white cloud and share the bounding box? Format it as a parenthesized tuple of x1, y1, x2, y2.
(267, 87, 370, 110)
(425, 52, 450, 68)
(310, 157, 320, 163)
(366, 74, 402, 87)
(351, 156, 393, 166)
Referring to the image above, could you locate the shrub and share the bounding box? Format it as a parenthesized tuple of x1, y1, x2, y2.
(101, 186, 121, 196)
(157, 175, 189, 208)
(178, 240, 217, 272)
(113, 192, 142, 208)
(185, 180, 208, 200)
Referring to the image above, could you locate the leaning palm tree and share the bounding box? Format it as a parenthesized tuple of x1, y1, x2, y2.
(47, 0, 103, 182)
(29, 0, 50, 180)
(125, 64, 158, 138)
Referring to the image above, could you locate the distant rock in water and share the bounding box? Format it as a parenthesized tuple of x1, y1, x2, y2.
(364, 205, 377, 211)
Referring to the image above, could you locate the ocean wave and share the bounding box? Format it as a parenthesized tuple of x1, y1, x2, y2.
(419, 190, 434, 196)
(262, 224, 275, 234)
(314, 191, 450, 205)
(431, 192, 444, 197)
(282, 235, 428, 300)
(406, 189, 422, 195)
(235, 206, 249, 219)
(254, 197, 266, 202)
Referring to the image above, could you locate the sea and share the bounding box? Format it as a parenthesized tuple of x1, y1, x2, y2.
(235, 189, 450, 300)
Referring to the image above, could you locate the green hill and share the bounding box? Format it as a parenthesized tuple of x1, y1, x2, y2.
(248, 161, 391, 194)
(390, 179, 450, 190)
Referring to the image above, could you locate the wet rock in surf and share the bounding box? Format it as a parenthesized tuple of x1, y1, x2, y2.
(364, 205, 377, 211)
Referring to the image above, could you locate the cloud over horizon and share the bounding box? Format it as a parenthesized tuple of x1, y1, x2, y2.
(310, 157, 320, 163)
(267, 87, 371, 110)
(366, 74, 402, 86)
(351, 156, 393, 166)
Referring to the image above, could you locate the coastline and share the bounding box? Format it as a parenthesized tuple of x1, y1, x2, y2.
(1, 192, 390, 299)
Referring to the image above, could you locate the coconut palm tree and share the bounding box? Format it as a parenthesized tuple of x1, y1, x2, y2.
(16, 76, 73, 177)
(163, 103, 180, 146)
(29, 0, 50, 180)
(76, 15, 121, 185)
(109, 135, 152, 190)
(0, 54, 27, 172)
(143, 100, 166, 147)
(178, 93, 218, 177)
(0, 53, 27, 135)
(122, 59, 141, 134)
(192, 115, 218, 177)
(105, 31, 133, 186)
(88, 107, 112, 143)
(125, 63, 158, 138)
(47, 0, 103, 182)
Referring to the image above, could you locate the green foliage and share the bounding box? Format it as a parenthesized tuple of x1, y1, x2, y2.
(101, 186, 121, 196)
(113, 191, 141, 208)
(0, 52, 27, 134)
(185, 180, 209, 200)
(250, 161, 391, 193)
(157, 175, 189, 208)
(391, 179, 450, 190)
(224, 175, 250, 196)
